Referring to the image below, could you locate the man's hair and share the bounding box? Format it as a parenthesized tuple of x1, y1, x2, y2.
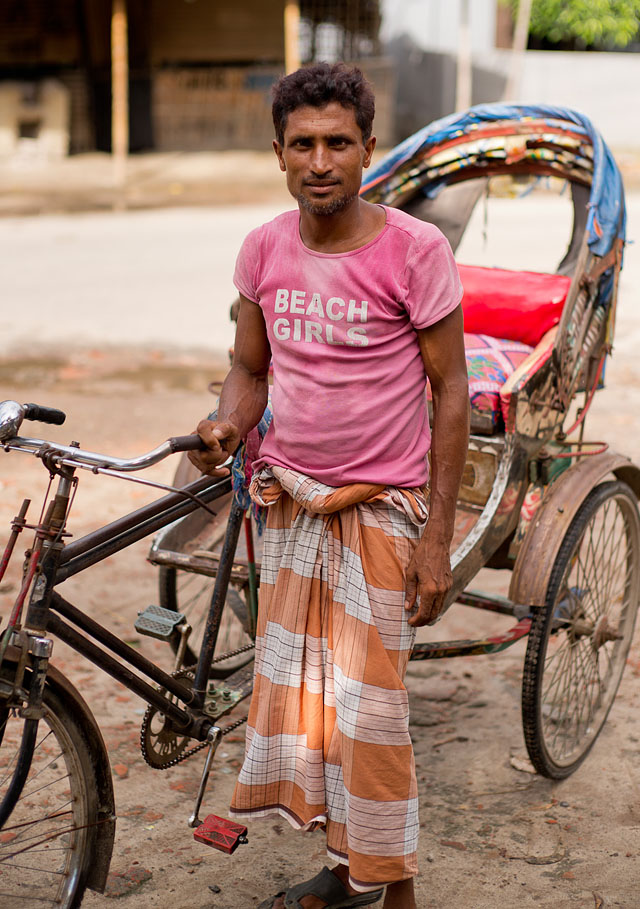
(272, 63, 375, 145)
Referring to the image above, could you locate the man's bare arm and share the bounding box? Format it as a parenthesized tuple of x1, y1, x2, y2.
(188, 294, 271, 476)
(405, 304, 470, 626)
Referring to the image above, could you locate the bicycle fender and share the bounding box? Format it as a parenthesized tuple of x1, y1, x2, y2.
(46, 662, 116, 894)
(509, 450, 640, 609)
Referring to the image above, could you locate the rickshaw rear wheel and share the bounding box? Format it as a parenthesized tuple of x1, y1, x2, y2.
(522, 480, 640, 779)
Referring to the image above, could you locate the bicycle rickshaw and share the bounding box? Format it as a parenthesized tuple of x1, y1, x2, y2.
(0, 103, 638, 906)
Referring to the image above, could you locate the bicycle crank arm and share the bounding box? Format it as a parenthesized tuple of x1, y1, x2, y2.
(187, 726, 249, 854)
(188, 725, 222, 828)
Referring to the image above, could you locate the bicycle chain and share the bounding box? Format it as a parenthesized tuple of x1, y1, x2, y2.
(210, 641, 254, 664)
(139, 670, 248, 770)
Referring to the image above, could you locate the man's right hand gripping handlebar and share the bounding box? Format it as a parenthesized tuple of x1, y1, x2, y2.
(187, 419, 242, 477)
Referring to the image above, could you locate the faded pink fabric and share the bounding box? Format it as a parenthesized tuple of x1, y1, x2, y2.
(233, 206, 462, 487)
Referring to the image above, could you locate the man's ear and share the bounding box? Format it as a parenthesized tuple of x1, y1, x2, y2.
(273, 139, 286, 172)
(363, 135, 376, 169)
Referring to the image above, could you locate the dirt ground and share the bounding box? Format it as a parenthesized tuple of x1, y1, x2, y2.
(1, 347, 639, 909)
(2, 149, 640, 906)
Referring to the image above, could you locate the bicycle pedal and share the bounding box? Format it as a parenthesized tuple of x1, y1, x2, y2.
(193, 814, 248, 854)
(135, 604, 186, 640)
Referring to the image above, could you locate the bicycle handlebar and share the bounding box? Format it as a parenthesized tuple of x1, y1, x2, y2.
(0, 399, 225, 474)
(23, 403, 66, 425)
(168, 434, 208, 454)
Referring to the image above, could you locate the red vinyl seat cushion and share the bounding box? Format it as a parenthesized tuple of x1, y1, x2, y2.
(458, 264, 571, 347)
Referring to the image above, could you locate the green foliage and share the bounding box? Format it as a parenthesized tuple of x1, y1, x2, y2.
(506, 0, 640, 47)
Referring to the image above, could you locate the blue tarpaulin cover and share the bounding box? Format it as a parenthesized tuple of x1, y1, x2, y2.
(361, 103, 625, 258)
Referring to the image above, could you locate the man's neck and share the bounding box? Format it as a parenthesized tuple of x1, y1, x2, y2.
(298, 198, 386, 254)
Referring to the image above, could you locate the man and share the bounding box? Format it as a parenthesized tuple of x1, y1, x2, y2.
(190, 63, 469, 909)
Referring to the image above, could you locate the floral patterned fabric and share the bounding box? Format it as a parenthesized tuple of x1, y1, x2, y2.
(427, 333, 533, 433)
(464, 333, 533, 430)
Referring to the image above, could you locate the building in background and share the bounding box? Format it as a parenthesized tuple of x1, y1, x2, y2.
(0, 0, 393, 160)
(379, 0, 640, 149)
(379, 0, 507, 136)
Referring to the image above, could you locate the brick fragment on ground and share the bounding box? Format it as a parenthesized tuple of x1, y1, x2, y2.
(143, 809, 164, 822)
(120, 805, 145, 817)
(104, 866, 152, 898)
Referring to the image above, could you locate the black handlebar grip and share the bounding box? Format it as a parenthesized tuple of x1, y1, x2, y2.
(23, 403, 67, 426)
(168, 434, 208, 453)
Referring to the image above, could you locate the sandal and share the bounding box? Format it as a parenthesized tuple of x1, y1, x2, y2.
(258, 866, 384, 908)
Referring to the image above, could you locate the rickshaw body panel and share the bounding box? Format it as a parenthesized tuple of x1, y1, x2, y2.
(509, 451, 640, 608)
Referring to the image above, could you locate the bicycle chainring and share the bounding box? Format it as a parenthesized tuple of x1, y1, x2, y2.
(140, 670, 204, 770)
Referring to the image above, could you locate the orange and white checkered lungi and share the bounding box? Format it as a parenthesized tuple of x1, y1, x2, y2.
(230, 466, 427, 892)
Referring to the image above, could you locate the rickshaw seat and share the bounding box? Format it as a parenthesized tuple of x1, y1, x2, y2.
(231, 266, 570, 437)
(459, 264, 571, 347)
(453, 264, 570, 432)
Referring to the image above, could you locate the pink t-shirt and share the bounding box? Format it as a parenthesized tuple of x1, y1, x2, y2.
(233, 206, 462, 487)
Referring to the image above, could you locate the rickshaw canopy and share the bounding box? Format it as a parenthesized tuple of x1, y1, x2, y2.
(361, 103, 625, 259)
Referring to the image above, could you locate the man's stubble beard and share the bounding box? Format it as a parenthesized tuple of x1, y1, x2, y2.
(296, 187, 359, 217)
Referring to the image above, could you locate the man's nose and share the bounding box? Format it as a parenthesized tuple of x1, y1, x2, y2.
(310, 143, 331, 174)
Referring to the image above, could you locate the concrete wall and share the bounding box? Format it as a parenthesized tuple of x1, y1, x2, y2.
(385, 36, 506, 142)
(381, 0, 497, 55)
(387, 39, 640, 150)
(485, 49, 640, 150)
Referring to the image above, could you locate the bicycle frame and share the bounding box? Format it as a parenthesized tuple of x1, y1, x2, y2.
(2, 464, 250, 743)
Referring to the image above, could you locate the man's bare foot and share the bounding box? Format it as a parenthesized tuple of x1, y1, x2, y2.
(383, 877, 416, 908)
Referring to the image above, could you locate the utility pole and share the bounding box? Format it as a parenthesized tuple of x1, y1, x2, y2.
(504, 0, 533, 101)
(111, 0, 129, 202)
(455, 0, 472, 112)
(284, 2, 301, 74)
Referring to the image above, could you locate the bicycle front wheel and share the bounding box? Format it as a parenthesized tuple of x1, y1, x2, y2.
(0, 671, 102, 908)
(522, 480, 640, 778)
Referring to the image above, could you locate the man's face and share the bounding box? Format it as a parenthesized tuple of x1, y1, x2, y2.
(273, 102, 376, 216)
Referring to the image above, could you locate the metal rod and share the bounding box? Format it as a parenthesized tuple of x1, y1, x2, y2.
(57, 477, 230, 582)
(188, 727, 221, 828)
(47, 612, 199, 733)
(410, 618, 532, 661)
(192, 500, 246, 706)
(455, 589, 523, 616)
(244, 514, 258, 636)
(50, 592, 193, 704)
(0, 498, 30, 585)
(9, 437, 176, 472)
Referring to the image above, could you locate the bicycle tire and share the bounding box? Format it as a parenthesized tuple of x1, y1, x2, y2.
(0, 667, 103, 908)
(0, 715, 38, 827)
(522, 480, 640, 779)
(159, 453, 254, 677)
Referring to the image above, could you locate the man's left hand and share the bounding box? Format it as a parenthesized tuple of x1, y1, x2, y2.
(404, 533, 453, 627)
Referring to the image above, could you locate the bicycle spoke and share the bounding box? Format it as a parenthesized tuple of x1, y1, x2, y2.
(525, 487, 640, 775)
(2, 861, 67, 874)
(0, 892, 59, 904)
